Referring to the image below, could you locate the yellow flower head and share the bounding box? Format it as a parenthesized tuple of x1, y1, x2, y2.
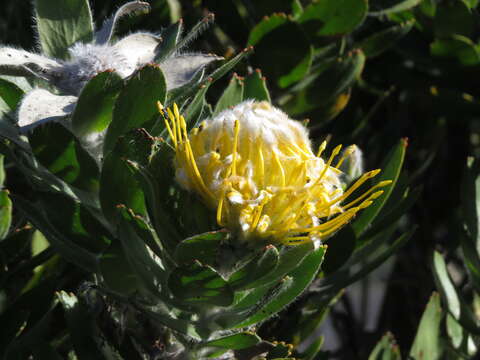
(159, 100, 390, 245)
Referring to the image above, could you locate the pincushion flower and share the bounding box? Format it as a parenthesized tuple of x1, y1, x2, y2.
(159, 100, 390, 245)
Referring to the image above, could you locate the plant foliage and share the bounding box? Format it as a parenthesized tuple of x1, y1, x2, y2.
(0, 0, 480, 359)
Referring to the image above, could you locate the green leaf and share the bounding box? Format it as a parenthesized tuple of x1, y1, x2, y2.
(446, 314, 478, 358)
(168, 260, 234, 306)
(0, 137, 78, 197)
(57, 291, 103, 360)
(99, 240, 139, 296)
(95, 2, 151, 45)
(0, 78, 24, 110)
(368, 333, 401, 360)
(174, 14, 216, 55)
(244, 69, 271, 102)
(0, 154, 5, 188)
(370, 0, 422, 16)
(432, 251, 461, 321)
(130, 158, 182, 254)
(213, 74, 244, 116)
(116, 206, 169, 299)
(292, 0, 304, 19)
(4, 299, 59, 360)
(266, 341, 294, 358)
(229, 285, 272, 312)
(322, 225, 356, 274)
(352, 138, 407, 236)
(104, 65, 167, 155)
(432, 250, 480, 335)
(233, 246, 326, 328)
(167, 47, 253, 106)
(462, 157, 480, 250)
(163, 63, 207, 106)
(5, 232, 54, 280)
(100, 145, 147, 222)
(214, 280, 291, 328)
(418, 0, 436, 17)
(246, 0, 299, 17)
(431, 35, 480, 66)
(12, 195, 97, 273)
(248, 15, 313, 88)
(366, 185, 421, 238)
(298, 0, 368, 36)
(283, 50, 364, 116)
(174, 231, 229, 266)
(116, 200, 163, 258)
(0, 267, 57, 353)
(0, 305, 30, 356)
(0, 75, 33, 93)
(137, 305, 200, 340)
(463, 0, 479, 8)
(214, 277, 293, 329)
(203, 332, 261, 350)
(183, 82, 211, 126)
(359, 20, 414, 58)
(155, 20, 183, 63)
(36, 191, 111, 254)
(108, 128, 159, 169)
(460, 228, 480, 292)
(0, 98, 10, 121)
(34, 0, 94, 59)
(299, 337, 324, 360)
(318, 227, 415, 295)
(165, 0, 181, 22)
(209, 49, 253, 82)
(434, 0, 474, 38)
(0, 191, 12, 241)
(71, 71, 123, 137)
(0, 116, 29, 150)
(0, 226, 33, 278)
(248, 242, 314, 288)
(29, 123, 100, 192)
(228, 245, 279, 290)
(409, 292, 443, 360)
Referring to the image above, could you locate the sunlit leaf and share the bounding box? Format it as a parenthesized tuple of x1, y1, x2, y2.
(34, 0, 94, 59)
(409, 292, 443, 360)
(249, 14, 312, 88)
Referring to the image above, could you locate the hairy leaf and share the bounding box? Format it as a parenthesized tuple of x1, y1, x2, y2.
(34, 0, 94, 59)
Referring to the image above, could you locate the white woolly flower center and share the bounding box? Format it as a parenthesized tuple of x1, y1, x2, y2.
(162, 100, 387, 245)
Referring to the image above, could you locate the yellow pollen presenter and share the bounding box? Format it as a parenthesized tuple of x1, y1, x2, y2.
(158, 100, 390, 245)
